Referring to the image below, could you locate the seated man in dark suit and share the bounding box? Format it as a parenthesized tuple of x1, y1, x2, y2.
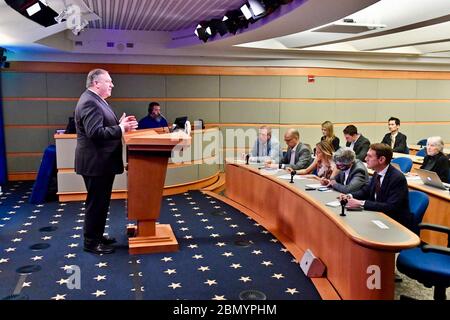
(343, 125, 370, 162)
(339, 143, 411, 229)
(381, 117, 408, 154)
(321, 147, 368, 193)
(266, 128, 312, 170)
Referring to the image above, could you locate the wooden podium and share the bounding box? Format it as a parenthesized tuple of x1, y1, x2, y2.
(123, 129, 191, 254)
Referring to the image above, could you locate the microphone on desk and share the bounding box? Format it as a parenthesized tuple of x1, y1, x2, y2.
(290, 170, 296, 183)
(340, 198, 348, 216)
(245, 154, 250, 165)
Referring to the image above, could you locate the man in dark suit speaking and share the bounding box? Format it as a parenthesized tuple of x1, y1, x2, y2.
(339, 143, 411, 229)
(75, 69, 138, 254)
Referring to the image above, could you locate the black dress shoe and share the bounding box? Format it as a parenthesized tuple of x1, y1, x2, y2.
(101, 236, 117, 245)
(84, 242, 115, 255)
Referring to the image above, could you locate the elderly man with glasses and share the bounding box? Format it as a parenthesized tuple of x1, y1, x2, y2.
(321, 147, 368, 193)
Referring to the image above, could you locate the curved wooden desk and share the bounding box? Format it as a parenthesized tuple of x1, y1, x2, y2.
(225, 162, 419, 300)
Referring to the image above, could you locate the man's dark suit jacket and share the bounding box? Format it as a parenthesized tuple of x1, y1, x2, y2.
(381, 132, 408, 154)
(280, 143, 313, 170)
(75, 90, 124, 177)
(351, 164, 411, 229)
(332, 160, 369, 194)
(346, 134, 370, 162)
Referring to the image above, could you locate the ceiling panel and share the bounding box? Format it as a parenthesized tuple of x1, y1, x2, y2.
(83, 0, 244, 31)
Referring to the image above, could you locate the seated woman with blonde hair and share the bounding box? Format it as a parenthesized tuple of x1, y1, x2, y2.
(321, 121, 340, 151)
(288, 141, 338, 179)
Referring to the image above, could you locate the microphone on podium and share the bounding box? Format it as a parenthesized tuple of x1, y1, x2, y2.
(290, 170, 296, 183)
(245, 154, 250, 165)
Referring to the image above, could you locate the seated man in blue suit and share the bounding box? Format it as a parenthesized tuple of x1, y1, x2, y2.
(266, 128, 312, 170)
(321, 147, 368, 193)
(137, 102, 169, 131)
(339, 143, 411, 229)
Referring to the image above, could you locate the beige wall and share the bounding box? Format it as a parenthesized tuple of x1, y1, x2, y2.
(2, 66, 450, 177)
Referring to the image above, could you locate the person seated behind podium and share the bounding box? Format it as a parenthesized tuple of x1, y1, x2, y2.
(420, 136, 449, 183)
(137, 102, 169, 132)
(339, 143, 411, 229)
(249, 126, 280, 163)
(320, 121, 340, 151)
(287, 141, 337, 179)
(266, 128, 312, 170)
(343, 125, 370, 162)
(381, 117, 408, 154)
(321, 148, 368, 193)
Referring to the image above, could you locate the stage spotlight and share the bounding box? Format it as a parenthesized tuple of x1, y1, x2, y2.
(209, 19, 228, 36)
(194, 23, 213, 42)
(5, 0, 58, 27)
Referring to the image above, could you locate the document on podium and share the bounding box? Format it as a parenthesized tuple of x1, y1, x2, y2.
(326, 200, 341, 207)
(305, 183, 323, 189)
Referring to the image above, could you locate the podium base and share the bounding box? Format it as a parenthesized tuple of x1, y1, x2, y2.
(128, 224, 179, 255)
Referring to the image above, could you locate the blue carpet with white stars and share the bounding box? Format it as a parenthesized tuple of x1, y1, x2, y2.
(0, 181, 321, 300)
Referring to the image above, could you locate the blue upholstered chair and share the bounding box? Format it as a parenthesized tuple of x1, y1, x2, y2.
(396, 191, 450, 300)
(417, 139, 428, 147)
(416, 148, 426, 157)
(392, 157, 413, 173)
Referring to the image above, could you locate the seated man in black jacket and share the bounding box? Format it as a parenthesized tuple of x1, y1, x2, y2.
(420, 136, 449, 183)
(343, 125, 370, 162)
(381, 117, 408, 154)
(321, 147, 368, 193)
(339, 143, 411, 229)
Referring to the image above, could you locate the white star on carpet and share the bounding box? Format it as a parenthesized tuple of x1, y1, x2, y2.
(187, 244, 198, 249)
(22, 282, 31, 287)
(280, 248, 288, 253)
(200, 219, 209, 222)
(41, 236, 52, 240)
(261, 261, 273, 267)
(64, 253, 76, 259)
(239, 276, 252, 283)
(210, 233, 220, 238)
(252, 250, 262, 255)
(30, 256, 43, 261)
(92, 290, 106, 297)
(164, 269, 177, 275)
(95, 262, 108, 268)
(192, 254, 203, 260)
(236, 232, 246, 236)
(70, 234, 80, 239)
(11, 238, 22, 242)
(68, 243, 79, 248)
(204, 279, 217, 286)
(197, 266, 210, 272)
(216, 242, 226, 247)
(205, 226, 214, 229)
(229, 224, 238, 228)
(168, 282, 181, 289)
(61, 265, 74, 271)
(270, 238, 278, 243)
(51, 294, 66, 300)
(161, 257, 173, 262)
(285, 288, 299, 295)
(17, 230, 28, 234)
(183, 235, 193, 239)
(49, 221, 59, 225)
(230, 263, 242, 269)
(222, 252, 233, 257)
(0, 258, 9, 264)
(56, 278, 68, 285)
(272, 273, 285, 279)
(212, 295, 226, 300)
(5, 247, 16, 252)
(93, 275, 106, 281)
(179, 227, 189, 231)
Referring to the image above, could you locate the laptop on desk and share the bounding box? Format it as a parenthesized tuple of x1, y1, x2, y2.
(415, 168, 450, 190)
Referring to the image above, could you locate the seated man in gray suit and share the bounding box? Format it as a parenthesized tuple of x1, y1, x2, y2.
(321, 148, 369, 193)
(343, 125, 370, 162)
(266, 128, 312, 170)
(249, 126, 280, 163)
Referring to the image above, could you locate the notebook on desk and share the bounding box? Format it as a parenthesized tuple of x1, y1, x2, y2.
(415, 168, 450, 190)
